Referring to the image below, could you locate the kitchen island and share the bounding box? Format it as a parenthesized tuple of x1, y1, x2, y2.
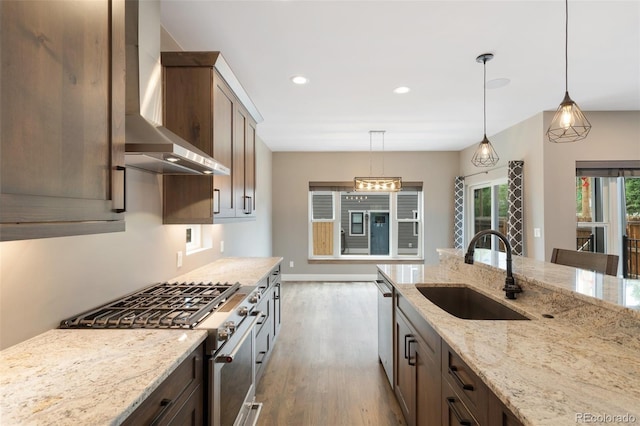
(0, 257, 282, 425)
(378, 249, 640, 426)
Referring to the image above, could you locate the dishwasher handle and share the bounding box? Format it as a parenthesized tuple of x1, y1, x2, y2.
(374, 279, 392, 297)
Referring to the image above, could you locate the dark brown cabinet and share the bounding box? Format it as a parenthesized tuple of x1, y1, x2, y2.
(161, 52, 257, 224)
(391, 289, 523, 426)
(254, 264, 281, 386)
(0, 0, 126, 241)
(123, 343, 204, 426)
(394, 293, 441, 426)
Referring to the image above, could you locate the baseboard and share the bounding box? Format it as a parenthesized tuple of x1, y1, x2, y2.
(282, 274, 378, 282)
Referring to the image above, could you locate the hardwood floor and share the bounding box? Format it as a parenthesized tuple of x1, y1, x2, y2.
(255, 281, 406, 426)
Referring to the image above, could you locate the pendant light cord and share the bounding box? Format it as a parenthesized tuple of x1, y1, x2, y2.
(565, 0, 569, 93)
(483, 57, 487, 137)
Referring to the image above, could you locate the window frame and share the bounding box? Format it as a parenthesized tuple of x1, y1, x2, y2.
(308, 189, 423, 261)
(349, 210, 366, 236)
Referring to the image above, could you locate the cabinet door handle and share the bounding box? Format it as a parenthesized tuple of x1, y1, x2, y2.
(114, 166, 126, 213)
(244, 195, 253, 214)
(407, 339, 416, 366)
(256, 351, 267, 364)
(446, 397, 473, 426)
(404, 334, 413, 360)
(449, 365, 475, 391)
(150, 398, 174, 426)
(213, 189, 220, 214)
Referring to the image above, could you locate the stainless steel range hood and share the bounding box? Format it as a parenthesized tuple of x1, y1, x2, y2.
(124, 1, 229, 176)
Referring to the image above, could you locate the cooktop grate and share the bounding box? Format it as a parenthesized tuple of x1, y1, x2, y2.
(60, 281, 240, 329)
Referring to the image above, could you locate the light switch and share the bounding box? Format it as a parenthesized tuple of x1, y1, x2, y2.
(534, 228, 541, 238)
(177, 251, 183, 268)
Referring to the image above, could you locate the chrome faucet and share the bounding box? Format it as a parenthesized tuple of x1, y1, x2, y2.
(464, 229, 522, 299)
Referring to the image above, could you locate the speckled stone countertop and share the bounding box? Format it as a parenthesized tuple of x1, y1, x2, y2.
(170, 257, 282, 287)
(378, 249, 640, 426)
(0, 329, 207, 425)
(0, 257, 282, 425)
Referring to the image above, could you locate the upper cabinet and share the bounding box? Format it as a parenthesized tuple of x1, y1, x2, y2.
(161, 52, 260, 224)
(0, 0, 126, 241)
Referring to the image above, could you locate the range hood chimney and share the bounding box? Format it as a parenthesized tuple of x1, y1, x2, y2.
(124, 1, 229, 175)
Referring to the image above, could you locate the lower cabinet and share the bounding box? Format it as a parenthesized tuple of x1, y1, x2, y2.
(123, 343, 204, 426)
(393, 293, 523, 426)
(395, 294, 441, 426)
(254, 264, 282, 387)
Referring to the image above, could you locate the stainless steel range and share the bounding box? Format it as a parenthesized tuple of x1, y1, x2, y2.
(60, 280, 266, 426)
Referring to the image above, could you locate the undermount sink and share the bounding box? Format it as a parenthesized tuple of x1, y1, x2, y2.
(416, 285, 529, 320)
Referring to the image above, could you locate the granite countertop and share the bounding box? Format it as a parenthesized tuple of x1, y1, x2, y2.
(0, 329, 207, 425)
(378, 249, 640, 426)
(171, 257, 283, 287)
(0, 257, 282, 425)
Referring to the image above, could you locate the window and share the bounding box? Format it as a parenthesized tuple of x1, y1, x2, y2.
(308, 184, 423, 260)
(468, 180, 507, 251)
(185, 225, 202, 253)
(349, 211, 365, 236)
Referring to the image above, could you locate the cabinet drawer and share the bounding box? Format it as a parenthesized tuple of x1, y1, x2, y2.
(269, 265, 281, 286)
(397, 293, 441, 364)
(123, 343, 204, 426)
(441, 342, 486, 424)
(255, 316, 272, 385)
(442, 379, 479, 426)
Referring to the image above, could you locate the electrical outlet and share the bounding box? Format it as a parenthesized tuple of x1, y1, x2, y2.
(220, 240, 224, 253)
(289, 261, 294, 268)
(534, 228, 541, 238)
(177, 251, 183, 268)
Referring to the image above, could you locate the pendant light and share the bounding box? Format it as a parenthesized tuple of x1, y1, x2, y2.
(471, 53, 499, 168)
(354, 130, 402, 192)
(546, 0, 591, 143)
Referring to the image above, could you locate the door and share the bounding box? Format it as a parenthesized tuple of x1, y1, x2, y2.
(0, 0, 126, 241)
(370, 212, 390, 255)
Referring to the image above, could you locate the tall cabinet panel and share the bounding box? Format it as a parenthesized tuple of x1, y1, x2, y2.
(161, 51, 259, 224)
(0, 0, 126, 241)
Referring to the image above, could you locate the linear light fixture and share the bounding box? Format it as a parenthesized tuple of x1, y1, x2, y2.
(354, 130, 402, 192)
(546, 0, 591, 143)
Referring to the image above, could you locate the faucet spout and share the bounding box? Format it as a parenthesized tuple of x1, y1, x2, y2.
(464, 229, 522, 299)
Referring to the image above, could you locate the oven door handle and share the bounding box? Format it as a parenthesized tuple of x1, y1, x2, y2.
(215, 312, 262, 363)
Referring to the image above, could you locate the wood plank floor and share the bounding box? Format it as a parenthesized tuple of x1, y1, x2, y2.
(255, 281, 406, 426)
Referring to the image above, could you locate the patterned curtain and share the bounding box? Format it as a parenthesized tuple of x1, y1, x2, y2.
(507, 161, 524, 256)
(454, 176, 465, 249)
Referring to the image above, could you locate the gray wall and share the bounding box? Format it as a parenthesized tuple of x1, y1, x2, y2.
(459, 111, 640, 261)
(272, 151, 459, 279)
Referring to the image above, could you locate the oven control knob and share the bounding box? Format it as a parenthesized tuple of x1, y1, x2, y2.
(249, 293, 260, 304)
(224, 321, 236, 332)
(238, 306, 249, 316)
(218, 328, 230, 341)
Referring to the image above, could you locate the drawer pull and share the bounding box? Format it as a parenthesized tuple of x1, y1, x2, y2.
(446, 397, 473, 426)
(407, 339, 416, 366)
(449, 366, 475, 391)
(256, 351, 267, 364)
(150, 398, 174, 426)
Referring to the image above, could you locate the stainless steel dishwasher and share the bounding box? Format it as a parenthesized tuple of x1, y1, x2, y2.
(375, 275, 393, 386)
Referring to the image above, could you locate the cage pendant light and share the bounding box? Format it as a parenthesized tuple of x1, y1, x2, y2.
(354, 130, 402, 192)
(471, 53, 499, 168)
(546, 0, 591, 143)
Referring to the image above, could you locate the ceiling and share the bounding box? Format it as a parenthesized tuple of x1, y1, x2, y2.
(160, 1, 640, 152)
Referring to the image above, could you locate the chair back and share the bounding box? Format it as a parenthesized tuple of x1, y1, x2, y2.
(550, 248, 619, 276)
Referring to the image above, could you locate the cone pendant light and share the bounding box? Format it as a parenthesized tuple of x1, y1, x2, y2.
(471, 53, 499, 168)
(546, 0, 591, 143)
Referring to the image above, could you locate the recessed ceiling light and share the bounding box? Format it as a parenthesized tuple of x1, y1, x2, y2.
(393, 86, 410, 94)
(291, 75, 308, 85)
(166, 157, 179, 162)
(486, 78, 510, 89)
